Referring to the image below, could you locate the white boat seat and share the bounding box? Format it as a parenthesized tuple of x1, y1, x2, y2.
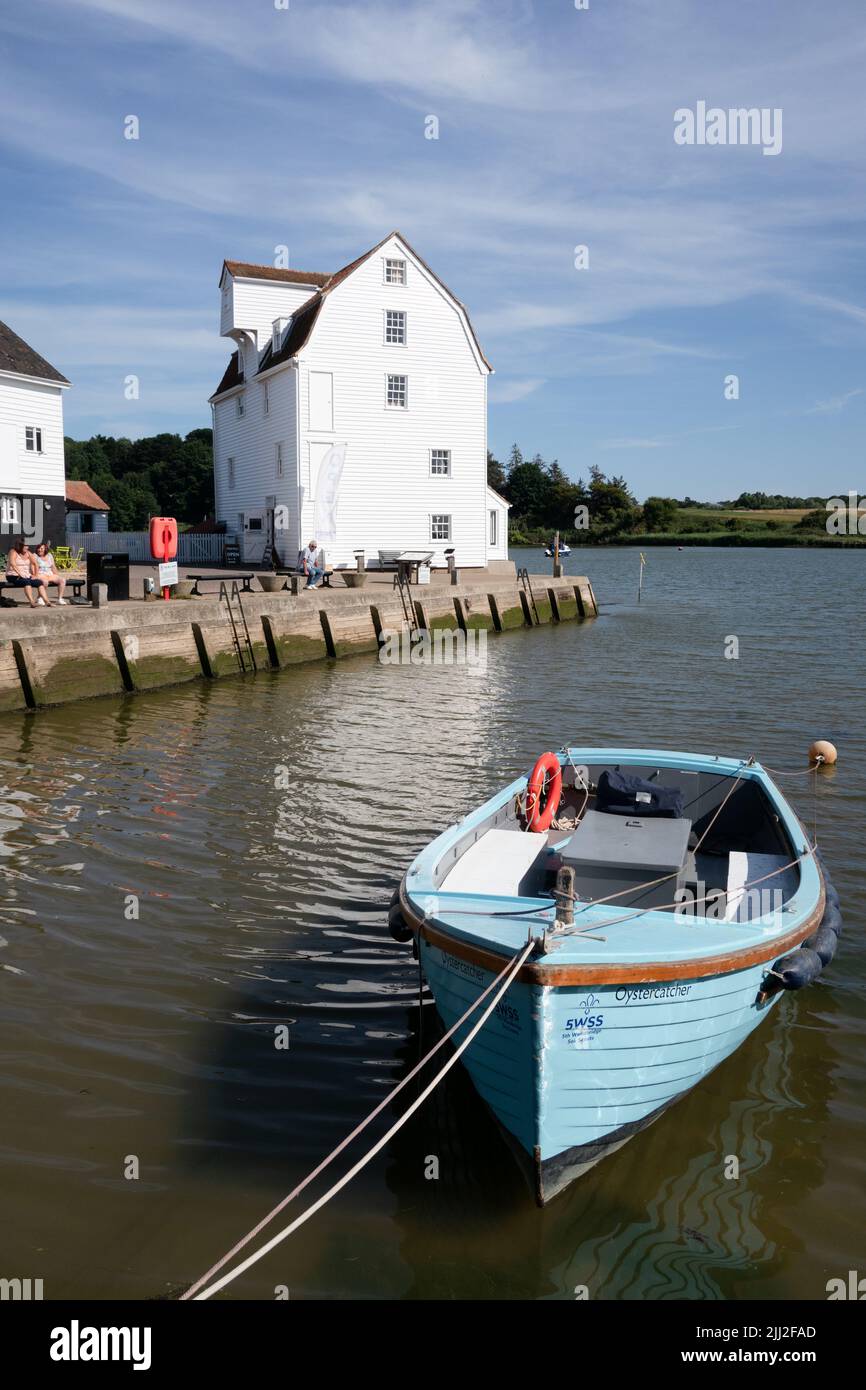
(725, 852, 799, 921)
(440, 828, 550, 897)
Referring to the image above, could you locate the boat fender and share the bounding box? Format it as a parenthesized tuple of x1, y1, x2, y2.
(388, 886, 414, 944)
(805, 921, 838, 968)
(821, 900, 843, 937)
(525, 752, 562, 833)
(767, 945, 824, 993)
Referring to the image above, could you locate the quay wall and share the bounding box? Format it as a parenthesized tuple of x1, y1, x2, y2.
(0, 574, 598, 712)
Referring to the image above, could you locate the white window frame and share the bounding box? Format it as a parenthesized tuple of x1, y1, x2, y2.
(384, 257, 407, 286)
(386, 374, 408, 410)
(489, 509, 498, 546)
(430, 514, 451, 542)
(236, 394, 245, 418)
(25, 426, 43, 453)
(430, 448, 451, 477)
(262, 381, 269, 415)
(227, 457, 236, 490)
(384, 309, 407, 346)
(275, 441, 284, 479)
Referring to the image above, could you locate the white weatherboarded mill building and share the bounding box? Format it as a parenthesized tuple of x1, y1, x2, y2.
(210, 232, 509, 569)
(0, 320, 71, 549)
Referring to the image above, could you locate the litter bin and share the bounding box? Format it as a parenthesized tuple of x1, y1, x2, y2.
(86, 552, 130, 602)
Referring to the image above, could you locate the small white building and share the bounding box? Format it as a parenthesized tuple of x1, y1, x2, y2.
(209, 232, 506, 569)
(0, 319, 70, 548)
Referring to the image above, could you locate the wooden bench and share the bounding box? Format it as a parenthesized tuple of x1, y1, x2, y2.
(0, 576, 86, 602)
(187, 573, 255, 595)
(274, 566, 333, 589)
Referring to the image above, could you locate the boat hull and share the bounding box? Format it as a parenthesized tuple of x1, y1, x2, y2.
(420, 936, 782, 1204)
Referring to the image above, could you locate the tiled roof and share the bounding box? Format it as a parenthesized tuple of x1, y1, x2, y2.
(0, 319, 69, 384)
(222, 260, 331, 288)
(66, 480, 110, 510)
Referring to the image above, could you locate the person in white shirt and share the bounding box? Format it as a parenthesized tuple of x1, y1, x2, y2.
(302, 539, 324, 589)
(34, 543, 68, 604)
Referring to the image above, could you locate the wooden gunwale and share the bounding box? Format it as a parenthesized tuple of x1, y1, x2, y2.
(399, 873, 825, 987)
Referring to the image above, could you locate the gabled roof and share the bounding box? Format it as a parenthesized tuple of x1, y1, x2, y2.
(0, 319, 70, 385)
(212, 232, 492, 399)
(486, 485, 512, 508)
(221, 260, 331, 289)
(66, 480, 110, 511)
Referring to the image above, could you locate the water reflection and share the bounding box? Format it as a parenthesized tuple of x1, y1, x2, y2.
(0, 547, 862, 1298)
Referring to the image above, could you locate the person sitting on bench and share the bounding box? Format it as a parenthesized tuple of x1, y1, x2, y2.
(34, 542, 68, 604)
(4, 538, 53, 607)
(302, 538, 324, 590)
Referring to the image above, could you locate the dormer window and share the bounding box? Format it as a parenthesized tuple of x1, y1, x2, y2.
(272, 317, 289, 354)
(384, 257, 406, 285)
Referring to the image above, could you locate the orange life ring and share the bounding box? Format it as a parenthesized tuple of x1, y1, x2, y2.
(525, 752, 562, 832)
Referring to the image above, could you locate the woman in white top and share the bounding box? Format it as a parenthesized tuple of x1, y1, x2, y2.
(34, 542, 68, 603)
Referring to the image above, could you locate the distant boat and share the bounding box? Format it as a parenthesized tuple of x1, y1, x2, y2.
(544, 541, 571, 557)
(391, 748, 841, 1204)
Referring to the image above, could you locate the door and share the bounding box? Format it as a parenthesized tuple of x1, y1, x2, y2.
(241, 509, 267, 563)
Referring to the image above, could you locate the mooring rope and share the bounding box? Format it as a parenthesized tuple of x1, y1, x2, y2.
(182, 938, 534, 1302)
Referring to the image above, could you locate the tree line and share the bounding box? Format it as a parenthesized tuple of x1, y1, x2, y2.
(64, 430, 214, 530)
(488, 444, 676, 539)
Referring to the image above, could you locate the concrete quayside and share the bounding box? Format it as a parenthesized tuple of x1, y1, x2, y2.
(0, 570, 599, 713)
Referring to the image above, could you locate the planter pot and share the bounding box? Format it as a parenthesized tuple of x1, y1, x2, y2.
(258, 574, 286, 593)
(341, 571, 368, 589)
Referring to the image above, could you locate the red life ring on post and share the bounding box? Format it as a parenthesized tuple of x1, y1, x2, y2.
(525, 752, 562, 832)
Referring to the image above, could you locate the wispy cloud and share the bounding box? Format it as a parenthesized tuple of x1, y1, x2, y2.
(808, 387, 862, 414)
(600, 437, 665, 450)
(489, 378, 545, 404)
(1, 0, 865, 491)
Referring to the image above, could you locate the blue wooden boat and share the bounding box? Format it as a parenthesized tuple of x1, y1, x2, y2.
(391, 748, 841, 1204)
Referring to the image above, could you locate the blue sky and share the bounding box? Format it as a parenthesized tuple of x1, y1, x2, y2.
(1, 0, 865, 500)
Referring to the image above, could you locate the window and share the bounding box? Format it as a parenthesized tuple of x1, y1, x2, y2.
(386, 374, 408, 409)
(275, 441, 284, 478)
(431, 514, 451, 541)
(430, 448, 451, 476)
(489, 509, 498, 546)
(1, 496, 21, 529)
(262, 381, 269, 415)
(227, 457, 236, 490)
(25, 426, 43, 452)
(384, 257, 406, 285)
(385, 309, 406, 345)
(236, 394, 245, 418)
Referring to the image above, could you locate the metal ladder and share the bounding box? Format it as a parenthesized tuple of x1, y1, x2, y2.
(219, 581, 257, 672)
(394, 572, 415, 631)
(517, 567, 540, 625)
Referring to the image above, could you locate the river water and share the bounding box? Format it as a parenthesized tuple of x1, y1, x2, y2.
(1, 546, 863, 1300)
